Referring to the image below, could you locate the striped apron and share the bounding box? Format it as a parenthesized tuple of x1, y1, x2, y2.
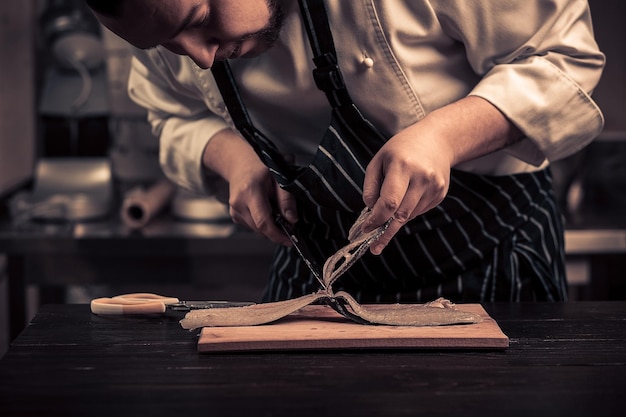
(211, 0, 568, 303)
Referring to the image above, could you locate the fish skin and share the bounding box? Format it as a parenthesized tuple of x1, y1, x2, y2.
(179, 293, 321, 329)
(179, 208, 482, 330)
(335, 292, 483, 326)
(179, 291, 482, 330)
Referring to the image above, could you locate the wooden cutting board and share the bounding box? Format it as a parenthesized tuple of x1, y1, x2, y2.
(197, 304, 508, 352)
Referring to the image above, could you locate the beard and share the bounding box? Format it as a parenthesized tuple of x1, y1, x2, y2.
(240, 0, 285, 56)
(253, 0, 286, 51)
(218, 0, 287, 62)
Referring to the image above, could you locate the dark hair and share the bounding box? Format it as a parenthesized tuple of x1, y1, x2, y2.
(83, 0, 124, 17)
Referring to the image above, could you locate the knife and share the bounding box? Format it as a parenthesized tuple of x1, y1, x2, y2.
(275, 213, 327, 290)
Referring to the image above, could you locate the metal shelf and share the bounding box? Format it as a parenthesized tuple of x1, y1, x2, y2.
(565, 228, 626, 255)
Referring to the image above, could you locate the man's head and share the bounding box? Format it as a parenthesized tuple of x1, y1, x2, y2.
(84, 0, 124, 17)
(85, 0, 284, 69)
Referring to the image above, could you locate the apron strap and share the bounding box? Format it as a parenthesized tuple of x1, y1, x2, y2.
(210, 0, 385, 184)
(210, 62, 297, 182)
(297, 0, 353, 108)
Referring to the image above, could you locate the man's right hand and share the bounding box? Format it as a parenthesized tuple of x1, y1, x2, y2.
(202, 128, 297, 245)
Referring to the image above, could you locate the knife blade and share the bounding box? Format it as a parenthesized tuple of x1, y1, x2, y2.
(275, 214, 326, 290)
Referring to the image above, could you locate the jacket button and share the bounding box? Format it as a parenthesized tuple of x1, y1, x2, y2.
(362, 57, 374, 68)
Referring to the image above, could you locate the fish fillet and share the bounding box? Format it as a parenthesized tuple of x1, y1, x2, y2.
(180, 208, 483, 330)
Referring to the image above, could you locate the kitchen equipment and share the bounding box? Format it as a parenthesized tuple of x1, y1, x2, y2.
(9, 158, 113, 222)
(197, 303, 508, 352)
(90, 293, 255, 315)
(120, 179, 177, 229)
(275, 211, 394, 324)
(39, 0, 105, 112)
(275, 213, 325, 288)
(275, 212, 392, 291)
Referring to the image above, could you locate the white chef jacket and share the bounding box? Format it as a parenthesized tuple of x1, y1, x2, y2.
(127, 0, 605, 195)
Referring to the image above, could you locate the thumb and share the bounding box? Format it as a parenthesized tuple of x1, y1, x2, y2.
(275, 184, 298, 224)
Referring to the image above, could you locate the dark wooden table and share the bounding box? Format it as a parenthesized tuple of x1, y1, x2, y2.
(1, 302, 624, 417)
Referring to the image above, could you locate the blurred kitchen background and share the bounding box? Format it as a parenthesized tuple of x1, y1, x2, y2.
(1, 0, 625, 355)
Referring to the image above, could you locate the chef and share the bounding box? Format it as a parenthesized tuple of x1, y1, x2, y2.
(84, 0, 605, 303)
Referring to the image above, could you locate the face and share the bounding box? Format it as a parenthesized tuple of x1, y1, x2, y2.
(95, 0, 284, 69)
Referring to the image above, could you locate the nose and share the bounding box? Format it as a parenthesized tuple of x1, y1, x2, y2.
(165, 36, 219, 69)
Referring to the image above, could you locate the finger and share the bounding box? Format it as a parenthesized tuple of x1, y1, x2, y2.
(405, 170, 449, 217)
(364, 164, 411, 231)
(362, 158, 383, 209)
(249, 198, 291, 245)
(370, 176, 449, 256)
(390, 181, 423, 225)
(275, 184, 298, 224)
(228, 201, 251, 228)
(366, 185, 423, 256)
(369, 218, 404, 256)
(231, 191, 290, 245)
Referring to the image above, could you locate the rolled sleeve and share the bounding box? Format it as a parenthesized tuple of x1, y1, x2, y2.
(156, 114, 228, 193)
(435, 0, 605, 164)
(128, 49, 229, 193)
(471, 55, 603, 164)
